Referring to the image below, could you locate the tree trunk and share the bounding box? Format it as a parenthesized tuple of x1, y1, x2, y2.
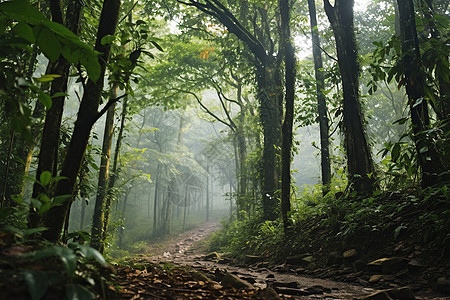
(90, 85, 117, 251)
(100, 96, 128, 252)
(308, 0, 331, 193)
(42, 0, 121, 242)
(279, 0, 296, 233)
(396, 0, 445, 187)
(29, 0, 83, 227)
(324, 0, 375, 195)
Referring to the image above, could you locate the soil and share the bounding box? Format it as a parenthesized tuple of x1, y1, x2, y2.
(114, 222, 450, 299)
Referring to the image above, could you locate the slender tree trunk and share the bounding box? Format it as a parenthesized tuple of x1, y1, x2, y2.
(308, 0, 331, 193)
(279, 0, 296, 233)
(206, 165, 209, 222)
(1, 130, 14, 208)
(42, 0, 121, 242)
(90, 85, 117, 250)
(118, 189, 130, 249)
(324, 0, 375, 195)
(153, 163, 161, 236)
(80, 198, 86, 230)
(100, 96, 128, 252)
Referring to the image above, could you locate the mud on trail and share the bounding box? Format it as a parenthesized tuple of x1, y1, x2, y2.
(114, 222, 444, 299)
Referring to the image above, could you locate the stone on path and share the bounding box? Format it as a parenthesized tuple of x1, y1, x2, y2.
(367, 257, 410, 274)
(221, 272, 254, 289)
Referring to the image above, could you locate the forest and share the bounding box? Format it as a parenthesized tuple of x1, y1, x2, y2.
(0, 0, 449, 298)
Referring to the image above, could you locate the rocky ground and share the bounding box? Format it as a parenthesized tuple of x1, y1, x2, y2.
(114, 222, 450, 299)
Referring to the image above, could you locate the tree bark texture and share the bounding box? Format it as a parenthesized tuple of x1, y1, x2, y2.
(42, 0, 121, 242)
(396, 0, 446, 187)
(324, 0, 375, 195)
(279, 0, 296, 232)
(29, 0, 83, 227)
(90, 85, 117, 251)
(308, 0, 331, 193)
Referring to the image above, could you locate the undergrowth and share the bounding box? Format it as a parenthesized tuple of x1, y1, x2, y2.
(209, 183, 450, 266)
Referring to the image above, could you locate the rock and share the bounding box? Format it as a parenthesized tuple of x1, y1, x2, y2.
(436, 277, 450, 293)
(214, 268, 226, 281)
(385, 287, 415, 300)
(217, 257, 233, 264)
(221, 273, 254, 289)
(254, 287, 281, 299)
(271, 281, 299, 289)
(395, 269, 409, 278)
(343, 249, 358, 259)
(307, 262, 316, 271)
(328, 251, 344, 265)
(367, 257, 410, 274)
(362, 291, 393, 300)
(244, 255, 263, 264)
(192, 271, 214, 283)
(305, 285, 331, 294)
(369, 274, 384, 283)
(266, 273, 275, 279)
(272, 286, 310, 296)
(407, 259, 424, 273)
(203, 252, 220, 260)
(354, 259, 367, 272)
(285, 253, 311, 265)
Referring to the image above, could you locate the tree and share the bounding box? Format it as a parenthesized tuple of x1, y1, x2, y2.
(307, 0, 331, 194)
(42, 0, 122, 242)
(29, 0, 83, 227)
(279, 0, 296, 232)
(324, 0, 375, 195)
(180, 0, 283, 220)
(396, 0, 447, 187)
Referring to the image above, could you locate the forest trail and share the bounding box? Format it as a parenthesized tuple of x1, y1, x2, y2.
(114, 222, 442, 299)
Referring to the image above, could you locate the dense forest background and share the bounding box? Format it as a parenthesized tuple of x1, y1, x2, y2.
(0, 0, 449, 298)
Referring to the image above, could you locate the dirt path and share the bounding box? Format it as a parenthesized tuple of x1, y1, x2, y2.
(115, 222, 445, 299)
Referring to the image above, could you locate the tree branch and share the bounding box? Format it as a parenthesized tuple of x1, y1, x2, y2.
(91, 94, 127, 125)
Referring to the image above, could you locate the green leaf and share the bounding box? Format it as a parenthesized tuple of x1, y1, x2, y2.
(30, 198, 42, 210)
(78, 245, 107, 266)
(23, 227, 47, 236)
(0, 207, 14, 221)
(38, 91, 52, 110)
(13, 22, 35, 43)
(150, 40, 164, 52)
(100, 34, 115, 45)
(22, 270, 48, 300)
(35, 25, 61, 62)
(35, 74, 61, 83)
(0, 0, 46, 24)
(52, 92, 68, 98)
(33, 246, 77, 276)
(52, 195, 71, 207)
(391, 143, 401, 162)
(80, 50, 101, 82)
(40, 171, 52, 186)
(65, 284, 95, 300)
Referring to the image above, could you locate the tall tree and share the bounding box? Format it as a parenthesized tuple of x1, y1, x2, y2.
(90, 85, 117, 251)
(279, 0, 296, 232)
(42, 0, 121, 242)
(324, 0, 375, 194)
(180, 0, 282, 220)
(307, 0, 331, 193)
(396, 0, 447, 187)
(29, 0, 83, 227)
